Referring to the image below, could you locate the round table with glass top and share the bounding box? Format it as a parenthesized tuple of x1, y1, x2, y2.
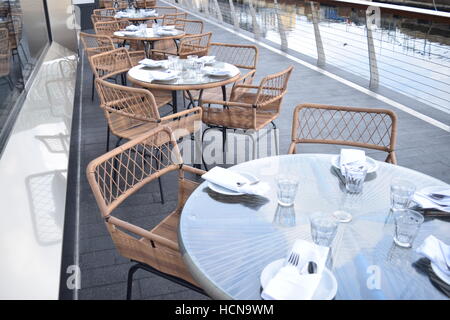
(127, 61, 240, 112)
(179, 154, 450, 300)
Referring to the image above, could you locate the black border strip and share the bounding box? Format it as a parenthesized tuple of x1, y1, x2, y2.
(59, 49, 83, 300)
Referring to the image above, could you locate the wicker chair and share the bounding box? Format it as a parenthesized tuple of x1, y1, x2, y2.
(80, 33, 145, 100)
(86, 126, 206, 300)
(175, 18, 204, 34)
(152, 32, 212, 60)
(135, 0, 156, 8)
(201, 66, 294, 165)
(288, 103, 398, 164)
(0, 28, 12, 89)
(103, 0, 128, 9)
(93, 8, 116, 17)
(95, 76, 201, 154)
(91, 14, 115, 26)
(162, 12, 187, 27)
(186, 42, 258, 105)
(153, 6, 177, 16)
(89, 48, 170, 108)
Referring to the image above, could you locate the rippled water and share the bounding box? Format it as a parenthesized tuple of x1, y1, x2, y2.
(210, 0, 450, 113)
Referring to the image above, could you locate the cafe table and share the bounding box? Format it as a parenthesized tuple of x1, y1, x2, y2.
(179, 154, 450, 300)
(114, 28, 185, 58)
(114, 10, 160, 25)
(127, 60, 241, 113)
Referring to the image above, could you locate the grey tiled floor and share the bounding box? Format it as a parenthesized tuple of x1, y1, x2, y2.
(76, 9, 450, 300)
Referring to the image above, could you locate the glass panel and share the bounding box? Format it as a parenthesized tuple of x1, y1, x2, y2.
(0, 0, 50, 156)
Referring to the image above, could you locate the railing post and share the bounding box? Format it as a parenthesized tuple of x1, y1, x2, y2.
(229, 0, 239, 30)
(248, 0, 261, 39)
(310, 1, 325, 67)
(212, 0, 224, 22)
(273, 0, 288, 51)
(366, 5, 380, 88)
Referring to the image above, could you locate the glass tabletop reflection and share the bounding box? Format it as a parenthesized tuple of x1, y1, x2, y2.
(179, 154, 450, 300)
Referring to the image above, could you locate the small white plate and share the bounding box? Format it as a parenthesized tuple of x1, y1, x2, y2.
(151, 71, 178, 81)
(431, 262, 450, 285)
(139, 59, 168, 68)
(331, 155, 378, 174)
(260, 259, 337, 300)
(208, 172, 258, 196)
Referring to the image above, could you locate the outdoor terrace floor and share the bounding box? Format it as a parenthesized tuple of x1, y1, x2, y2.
(74, 6, 450, 300)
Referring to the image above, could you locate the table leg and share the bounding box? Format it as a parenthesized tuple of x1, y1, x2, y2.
(172, 90, 178, 114)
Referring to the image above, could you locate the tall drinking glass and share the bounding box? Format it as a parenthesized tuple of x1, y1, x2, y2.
(310, 212, 338, 247)
(391, 178, 416, 210)
(276, 175, 299, 207)
(393, 209, 424, 248)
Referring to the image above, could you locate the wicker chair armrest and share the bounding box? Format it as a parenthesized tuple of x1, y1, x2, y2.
(108, 216, 179, 251)
(128, 50, 145, 58)
(160, 106, 202, 121)
(181, 165, 206, 176)
(200, 99, 254, 108)
(103, 96, 159, 123)
(233, 84, 259, 90)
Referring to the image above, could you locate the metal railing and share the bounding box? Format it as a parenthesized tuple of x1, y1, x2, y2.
(165, 0, 450, 113)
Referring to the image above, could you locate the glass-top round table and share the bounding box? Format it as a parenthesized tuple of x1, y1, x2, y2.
(128, 61, 240, 112)
(179, 154, 450, 300)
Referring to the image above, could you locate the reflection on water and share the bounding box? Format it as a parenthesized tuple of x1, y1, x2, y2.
(197, 0, 450, 112)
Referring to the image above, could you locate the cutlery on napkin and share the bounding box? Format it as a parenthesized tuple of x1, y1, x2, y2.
(150, 70, 178, 81)
(198, 56, 216, 64)
(417, 235, 450, 277)
(339, 149, 366, 175)
(139, 58, 167, 68)
(202, 167, 269, 196)
(412, 188, 450, 212)
(261, 240, 330, 300)
(125, 25, 139, 31)
(203, 66, 232, 76)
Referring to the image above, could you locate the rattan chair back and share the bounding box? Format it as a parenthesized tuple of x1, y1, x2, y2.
(94, 8, 116, 17)
(80, 32, 115, 58)
(0, 28, 10, 77)
(175, 19, 203, 34)
(162, 12, 187, 27)
(288, 103, 398, 164)
(178, 32, 212, 58)
(209, 42, 258, 71)
(89, 47, 133, 80)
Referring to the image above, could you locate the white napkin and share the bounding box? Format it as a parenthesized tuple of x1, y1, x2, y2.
(143, 9, 157, 17)
(161, 25, 176, 31)
(261, 240, 330, 300)
(139, 58, 167, 68)
(198, 56, 216, 64)
(150, 70, 178, 81)
(125, 25, 139, 31)
(156, 30, 177, 36)
(340, 149, 366, 175)
(413, 188, 450, 212)
(202, 167, 269, 196)
(203, 66, 231, 76)
(417, 235, 450, 276)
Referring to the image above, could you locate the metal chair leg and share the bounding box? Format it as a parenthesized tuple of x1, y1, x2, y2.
(106, 126, 110, 152)
(91, 74, 95, 101)
(201, 127, 213, 171)
(158, 177, 164, 204)
(272, 121, 279, 156)
(126, 264, 141, 300)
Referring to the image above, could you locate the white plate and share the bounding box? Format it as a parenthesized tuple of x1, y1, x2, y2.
(331, 155, 378, 174)
(431, 262, 450, 285)
(260, 259, 338, 300)
(208, 172, 258, 196)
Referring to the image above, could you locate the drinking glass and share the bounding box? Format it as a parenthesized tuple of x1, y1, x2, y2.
(168, 55, 180, 71)
(273, 205, 296, 227)
(310, 212, 338, 247)
(343, 164, 368, 194)
(194, 60, 205, 78)
(393, 209, 424, 248)
(276, 175, 299, 207)
(390, 178, 416, 210)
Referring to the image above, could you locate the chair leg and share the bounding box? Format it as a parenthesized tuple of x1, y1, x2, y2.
(91, 74, 95, 101)
(272, 121, 279, 156)
(126, 264, 141, 300)
(201, 127, 213, 171)
(158, 177, 164, 204)
(106, 126, 110, 152)
(7, 76, 13, 90)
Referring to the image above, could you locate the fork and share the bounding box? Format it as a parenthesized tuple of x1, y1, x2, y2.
(429, 193, 450, 200)
(236, 179, 260, 187)
(286, 252, 300, 268)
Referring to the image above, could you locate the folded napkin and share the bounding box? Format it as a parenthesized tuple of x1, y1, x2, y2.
(139, 58, 167, 68)
(156, 30, 177, 36)
(125, 25, 139, 31)
(417, 235, 450, 277)
(413, 188, 450, 212)
(161, 25, 176, 31)
(340, 149, 366, 175)
(142, 9, 157, 17)
(198, 55, 216, 64)
(202, 167, 269, 196)
(261, 240, 330, 300)
(150, 70, 178, 81)
(203, 66, 232, 76)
